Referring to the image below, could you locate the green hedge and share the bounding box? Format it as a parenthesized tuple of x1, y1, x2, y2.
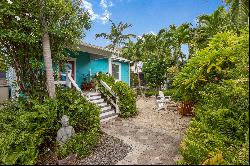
(95, 73, 137, 118)
(174, 31, 249, 165)
(0, 87, 101, 164)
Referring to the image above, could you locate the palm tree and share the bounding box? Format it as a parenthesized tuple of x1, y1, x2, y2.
(40, 0, 56, 98)
(224, 0, 249, 26)
(95, 19, 136, 51)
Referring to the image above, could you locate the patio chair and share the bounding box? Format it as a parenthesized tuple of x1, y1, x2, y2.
(155, 91, 172, 111)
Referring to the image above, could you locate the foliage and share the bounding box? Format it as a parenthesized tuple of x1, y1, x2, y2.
(224, 0, 249, 27)
(95, 19, 136, 50)
(0, 97, 59, 165)
(112, 81, 137, 118)
(175, 30, 249, 165)
(95, 73, 137, 118)
(142, 57, 170, 90)
(56, 87, 101, 133)
(130, 72, 139, 87)
(144, 89, 178, 100)
(0, 0, 91, 95)
(173, 30, 249, 102)
(0, 87, 101, 164)
(56, 130, 100, 159)
(0, 57, 7, 71)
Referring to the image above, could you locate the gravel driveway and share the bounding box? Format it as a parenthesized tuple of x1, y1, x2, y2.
(101, 97, 192, 165)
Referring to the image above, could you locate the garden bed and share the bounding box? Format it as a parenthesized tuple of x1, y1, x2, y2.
(37, 132, 132, 165)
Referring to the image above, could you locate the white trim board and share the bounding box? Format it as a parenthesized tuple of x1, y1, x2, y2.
(67, 58, 76, 81)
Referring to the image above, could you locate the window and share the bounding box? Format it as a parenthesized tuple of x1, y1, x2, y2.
(112, 62, 121, 80)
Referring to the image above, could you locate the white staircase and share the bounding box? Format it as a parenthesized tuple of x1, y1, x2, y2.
(87, 91, 118, 123)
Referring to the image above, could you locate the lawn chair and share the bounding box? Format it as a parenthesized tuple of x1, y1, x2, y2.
(155, 91, 171, 111)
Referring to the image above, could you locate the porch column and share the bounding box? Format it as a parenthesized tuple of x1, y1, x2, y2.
(108, 57, 112, 75)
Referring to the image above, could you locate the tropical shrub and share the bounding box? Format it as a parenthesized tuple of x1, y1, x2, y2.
(175, 30, 249, 165)
(113, 81, 137, 118)
(142, 57, 170, 90)
(0, 87, 101, 164)
(95, 73, 137, 118)
(0, 97, 59, 165)
(173, 30, 249, 102)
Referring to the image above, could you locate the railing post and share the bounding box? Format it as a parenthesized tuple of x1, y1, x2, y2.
(66, 69, 72, 88)
(115, 97, 120, 114)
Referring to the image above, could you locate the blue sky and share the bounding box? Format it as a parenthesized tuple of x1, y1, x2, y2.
(82, 0, 225, 47)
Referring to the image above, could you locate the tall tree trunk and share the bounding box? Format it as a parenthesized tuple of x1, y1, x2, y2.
(136, 62, 145, 98)
(42, 32, 56, 98)
(40, 0, 56, 98)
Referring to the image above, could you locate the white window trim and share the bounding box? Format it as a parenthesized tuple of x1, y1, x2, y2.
(112, 62, 121, 81)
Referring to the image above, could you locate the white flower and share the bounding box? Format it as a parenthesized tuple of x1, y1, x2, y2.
(15, 16, 20, 21)
(7, 0, 13, 4)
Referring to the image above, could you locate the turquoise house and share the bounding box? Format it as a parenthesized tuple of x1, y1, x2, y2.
(59, 43, 131, 89)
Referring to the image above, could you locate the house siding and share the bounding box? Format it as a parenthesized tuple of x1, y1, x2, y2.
(67, 49, 129, 87)
(90, 58, 109, 76)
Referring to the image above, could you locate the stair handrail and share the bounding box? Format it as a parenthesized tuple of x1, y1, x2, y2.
(99, 80, 120, 114)
(66, 70, 90, 101)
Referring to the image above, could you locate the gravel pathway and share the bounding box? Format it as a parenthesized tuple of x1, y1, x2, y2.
(78, 133, 132, 165)
(77, 97, 191, 165)
(101, 97, 192, 165)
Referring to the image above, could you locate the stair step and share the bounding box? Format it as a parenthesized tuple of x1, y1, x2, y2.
(87, 92, 101, 97)
(100, 113, 118, 123)
(100, 109, 115, 117)
(89, 95, 102, 100)
(101, 105, 112, 112)
(97, 102, 108, 107)
(91, 98, 104, 104)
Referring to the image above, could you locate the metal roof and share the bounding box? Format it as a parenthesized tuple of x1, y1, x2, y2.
(78, 42, 131, 62)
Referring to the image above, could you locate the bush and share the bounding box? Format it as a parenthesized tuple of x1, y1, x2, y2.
(175, 30, 249, 165)
(0, 97, 59, 165)
(113, 81, 137, 118)
(0, 87, 101, 164)
(95, 73, 137, 118)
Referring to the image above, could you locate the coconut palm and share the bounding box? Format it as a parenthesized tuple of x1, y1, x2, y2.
(95, 19, 136, 51)
(224, 0, 249, 26)
(40, 0, 56, 98)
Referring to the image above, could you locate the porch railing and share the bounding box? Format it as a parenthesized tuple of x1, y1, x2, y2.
(55, 70, 90, 101)
(98, 80, 120, 114)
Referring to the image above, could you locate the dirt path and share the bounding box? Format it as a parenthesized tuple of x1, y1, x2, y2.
(101, 97, 192, 165)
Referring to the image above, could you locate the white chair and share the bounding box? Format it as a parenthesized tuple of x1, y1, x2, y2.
(155, 91, 169, 111)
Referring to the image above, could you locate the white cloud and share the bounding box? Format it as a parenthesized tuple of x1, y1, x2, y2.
(99, 9, 111, 24)
(81, 0, 98, 20)
(81, 0, 112, 24)
(100, 0, 113, 9)
(149, 31, 156, 35)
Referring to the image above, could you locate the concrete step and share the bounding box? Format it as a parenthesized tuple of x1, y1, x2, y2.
(100, 109, 115, 117)
(100, 113, 118, 123)
(91, 98, 104, 104)
(96, 102, 108, 108)
(101, 105, 112, 112)
(88, 95, 102, 100)
(87, 92, 101, 97)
